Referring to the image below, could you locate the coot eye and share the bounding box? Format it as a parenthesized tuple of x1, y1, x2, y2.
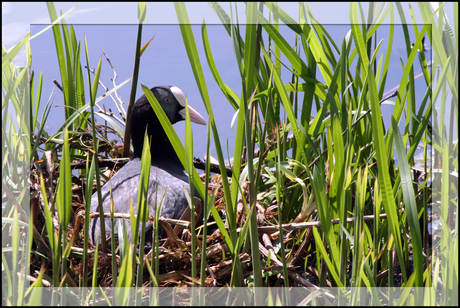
(165, 97, 171, 103)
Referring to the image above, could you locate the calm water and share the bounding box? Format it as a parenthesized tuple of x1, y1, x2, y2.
(27, 23, 433, 196)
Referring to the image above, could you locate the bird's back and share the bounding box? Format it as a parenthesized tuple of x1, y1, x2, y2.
(89, 158, 192, 244)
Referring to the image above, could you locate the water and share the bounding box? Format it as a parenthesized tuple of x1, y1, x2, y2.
(29, 24, 431, 163)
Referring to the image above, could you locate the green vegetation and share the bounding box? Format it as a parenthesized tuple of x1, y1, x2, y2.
(2, 2, 457, 305)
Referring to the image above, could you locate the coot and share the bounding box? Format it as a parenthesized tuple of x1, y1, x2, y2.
(90, 86, 206, 245)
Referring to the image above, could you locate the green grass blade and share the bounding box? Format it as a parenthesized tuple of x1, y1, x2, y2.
(208, 2, 232, 35)
(201, 22, 240, 110)
(378, 6, 395, 98)
(84, 34, 107, 252)
(30, 4, 78, 41)
(123, 8, 145, 157)
(311, 225, 344, 289)
(391, 117, 423, 289)
(261, 47, 307, 164)
(255, 11, 321, 88)
(135, 131, 151, 289)
(241, 2, 263, 291)
(174, 3, 236, 255)
(56, 128, 72, 229)
(350, 3, 369, 74)
(82, 153, 96, 288)
(184, 98, 197, 284)
(115, 245, 133, 302)
(299, 14, 333, 86)
(138, 2, 146, 22)
(2, 33, 30, 72)
(367, 62, 406, 281)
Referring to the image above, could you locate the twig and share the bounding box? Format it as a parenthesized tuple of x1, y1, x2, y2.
(88, 211, 192, 229)
(289, 226, 313, 267)
(31, 157, 232, 177)
(103, 50, 127, 120)
(236, 213, 389, 233)
(346, 90, 399, 135)
(54, 73, 126, 128)
(193, 157, 232, 177)
(288, 272, 336, 301)
(18, 272, 52, 287)
(261, 233, 287, 267)
(86, 66, 126, 124)
(53, 79, 63, 92)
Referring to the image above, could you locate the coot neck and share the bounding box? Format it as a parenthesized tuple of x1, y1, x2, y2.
(131, 112, 183, 169)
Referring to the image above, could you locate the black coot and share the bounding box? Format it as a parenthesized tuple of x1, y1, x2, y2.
(90, 86, 206, 245)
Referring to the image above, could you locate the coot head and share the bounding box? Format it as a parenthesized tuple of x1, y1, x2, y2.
(130, 86, 206, 161)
